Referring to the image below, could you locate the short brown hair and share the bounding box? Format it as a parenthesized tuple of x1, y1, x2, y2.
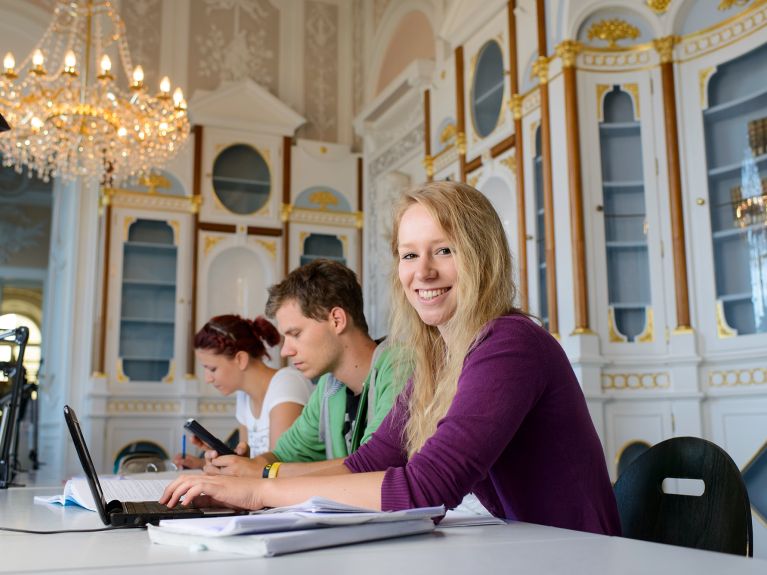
(265, 259, 369, 334)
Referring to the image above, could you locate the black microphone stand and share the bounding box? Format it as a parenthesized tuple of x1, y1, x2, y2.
(0, 326, 29, 488)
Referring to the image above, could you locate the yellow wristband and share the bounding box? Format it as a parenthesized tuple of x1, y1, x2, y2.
(268, 461, 281, 478)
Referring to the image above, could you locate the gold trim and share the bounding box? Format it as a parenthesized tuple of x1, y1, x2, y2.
(116, 359, 128, 382)
(719, 0, 751, 10)
(709, 366, 767, 387)
(587, 19, 641, 48)
(281, 203, 293, 222)
(499, 153, 516, 174)
(529, 120, 539, 150)
(256, 239, 277, 259)
(596, 84, 611, 122)
(456, 131, 466, 155)
(308, 190, 340, 211)
(423, 155, 435, 178)
(440, 123, 457, 145)
(168, 220, 180, 245)
(532, 56, 549, 84)
(555, 40, 582, 68)
(636, 306, 654, 343)
(468, 173, 480, 189)
(299, 231, 310, 246)
(679, 0, 767, 52)
(672, 325, 694, 335)
(162, 359, 175, 383)
(699, 67, 716, 109)
(339, 234, 349, 257)
(646, 0, 673, 14)
(509, 94, 522, 120)
(203, 235, 225, 256)
(715, 300, 738, 338)
(138, 174, 172, 194)
(122, 217, 136, 242)
(570, 327, 597, 335)
(602, 371, 671, 390)
(607, 307, 629, 343)
(623, 83, 641, 120)
(651, 35, 679, 64)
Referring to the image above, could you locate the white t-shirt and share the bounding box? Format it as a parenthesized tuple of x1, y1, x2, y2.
(235, 367, 313, 457)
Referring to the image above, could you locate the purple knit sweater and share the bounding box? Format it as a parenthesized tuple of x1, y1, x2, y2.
(344, 314, 621, 536)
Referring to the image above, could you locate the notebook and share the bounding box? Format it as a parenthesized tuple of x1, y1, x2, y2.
(63, 405, 243, 527)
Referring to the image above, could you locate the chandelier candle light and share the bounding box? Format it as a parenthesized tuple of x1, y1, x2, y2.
(0, 0, 189, 185)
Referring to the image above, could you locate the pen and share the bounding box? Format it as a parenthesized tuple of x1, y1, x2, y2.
(181, 435, 186, 469)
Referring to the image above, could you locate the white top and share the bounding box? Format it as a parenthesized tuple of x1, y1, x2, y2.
(235, 367, 313, 456)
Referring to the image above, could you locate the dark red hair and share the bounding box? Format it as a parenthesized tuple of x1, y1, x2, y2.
(194, 315, 280, 360)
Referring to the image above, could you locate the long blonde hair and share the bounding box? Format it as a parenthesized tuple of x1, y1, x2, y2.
(389, 181, 519, 457)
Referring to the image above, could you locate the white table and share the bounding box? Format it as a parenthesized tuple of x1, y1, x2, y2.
(1, 485, 765, 574)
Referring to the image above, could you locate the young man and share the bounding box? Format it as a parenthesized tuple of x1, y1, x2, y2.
(203, 259, 402, 478)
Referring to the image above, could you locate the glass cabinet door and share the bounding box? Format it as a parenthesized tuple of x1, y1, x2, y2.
(119, 219, 177, 381)
(532, 126, 548, 330)
(703, 42, 767, 336)
(598, 86, 652, 343)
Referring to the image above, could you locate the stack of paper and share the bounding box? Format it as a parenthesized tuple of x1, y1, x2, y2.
(147, 497, 444, 557)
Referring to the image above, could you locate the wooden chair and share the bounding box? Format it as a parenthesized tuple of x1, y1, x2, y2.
(613, 436, 753, 557)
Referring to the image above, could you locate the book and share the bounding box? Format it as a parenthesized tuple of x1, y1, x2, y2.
(147, 519, 436, 557)
(34, 476, 172, 512)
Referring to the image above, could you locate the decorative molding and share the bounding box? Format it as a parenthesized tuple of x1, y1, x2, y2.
(587, 19, 641, 48)
(596, 84, 611, 122)
(162, 359, 175, 384)
(624, 83, 641, 119)
(499, 153, 516, 174)
(510, 94, 523, 120)
(302, 1, 339, 141)
(288, 207, 362, 229)
(107, 400, 181, 414)
(708, 366, 767, 387)
(635, 306, 654, 343)
(423, 155, 435, 178)
(308, 190, 340, 210)
(369, 121, 424, 178)
(168, 220, 180, 245)
(433, 145, 459, 174)
(199, 400, 235, 414)
(652, 35, 679, 63)
(646, 0, 673, 14)
(107, 189, 198, 214)
(608, 307, 629, 343)
(555, 40, 582, 68)
(122, 217, 137, 242)
(468, 173, 480, 189)
(719, 0, 751, 10)
(532, 56, 549, 84)
(699, 66, 717, 109)
(679, 2, 767, 61)
(521, 89, 541, 117)
(602, 371, 671, 390)
(716, 300, 738, 338)
(580, 48, 654, 71)
(203, 234, 225, 256)
(255, 239, 277, 259)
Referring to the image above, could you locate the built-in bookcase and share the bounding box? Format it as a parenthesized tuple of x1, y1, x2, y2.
(119, 219, 177, 381)
(533, 126, 548, 329)
(703, 42, 767, 336)
(598, 86, 651, 342)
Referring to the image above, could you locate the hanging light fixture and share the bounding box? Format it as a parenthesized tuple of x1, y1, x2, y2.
(0, 0, 189, 186)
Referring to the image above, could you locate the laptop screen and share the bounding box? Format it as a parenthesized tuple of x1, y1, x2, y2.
(63, 405, 112, 525)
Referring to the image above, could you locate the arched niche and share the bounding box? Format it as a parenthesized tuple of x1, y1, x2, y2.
(374, 9, 436, 97)
(480, 176, 518, 265)
(205, 246, 273, 324)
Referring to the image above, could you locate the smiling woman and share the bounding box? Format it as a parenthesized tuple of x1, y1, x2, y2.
(161, 182, 621, 537)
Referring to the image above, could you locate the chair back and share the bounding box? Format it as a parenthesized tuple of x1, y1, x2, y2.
(613, 436, 753, 557)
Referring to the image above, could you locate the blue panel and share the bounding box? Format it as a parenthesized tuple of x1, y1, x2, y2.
(294, 186, 352, 212)
(742, 442, 767, 524)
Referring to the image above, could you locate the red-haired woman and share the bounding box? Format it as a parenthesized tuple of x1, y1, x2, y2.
(174, 315, 313, 469)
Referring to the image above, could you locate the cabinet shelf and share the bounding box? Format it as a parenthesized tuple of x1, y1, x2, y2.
(603, 180, 644, 188)
(599, 121, 640, 130)
(213, 175, 270, 187)
(703, 84, 767, 118)
(606, 241, 648, 249)
(122, 279, 176, 287)
(717, 292, 752, 303)
(711, 226, 766, 239)
(609, 303, 648, 309)
(124, 241, 177, 251)
(120, 317, 175, 325)
(707, 152, 767, 178)
(121, 355, 173, 362)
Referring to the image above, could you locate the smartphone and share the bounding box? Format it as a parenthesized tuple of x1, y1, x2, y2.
(183, 419, 235, 456)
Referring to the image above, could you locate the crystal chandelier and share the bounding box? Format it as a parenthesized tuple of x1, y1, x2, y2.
(0, 0, 189, 186)
(733, 149, 767, 228)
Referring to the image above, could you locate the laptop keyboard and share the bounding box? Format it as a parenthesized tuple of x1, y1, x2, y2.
(123, 501, 200, 515)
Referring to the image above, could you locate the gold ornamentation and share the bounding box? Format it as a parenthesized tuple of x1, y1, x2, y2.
(715, 300, 738, 338)
(339, 235, 349, 256)
(468, 174, 480, 189)
(199, 401, 234, 414)
(308, 190, 339, 211)
(440, 123, 456, 145)
(646, 0, 673, 13)
(116, 359, 128, 382)
(500, 153, 516, 174)
(139, 174, 172, 194)
(708, 367, 767, 387)
(509, 94, 522, 120)
(623, 83, 641, 119)
(672, 325, 694, 335)
(319, 146, 328, 154)
(555, 40, 582, 68)
(607, 307, 629, 343)
(256, 239, 277, 259)
(455, 131, 466, 155)
(162, 359, 175, 383)
(108, 401, 180, 413)
(532, 56, 549, 84)
(570, 327, 597, 335)
(299, 231, 310, 246)
(718, 0, 751, 10)
(355, 211, 364, 230)
(596, 84, 611, 121)
(190, 194, 202, 214)
(587, 19, 641, 48)
(281, 203, 293, 222)
(423, 155, 435, 178)
(204, 235, 225, 256)
(123, 217, 136, 242)
(652, 35, 679, 63)
(168, 220, 180, 245)
(440, 69, 446, 80)
(635, 307, 654, 343)
(529, 120, 539, 150)
(601, 371, 671, 390)
(699, 67, 716, 109)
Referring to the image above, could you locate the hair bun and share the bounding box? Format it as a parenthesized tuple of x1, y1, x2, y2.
(252, 316, 281, 347)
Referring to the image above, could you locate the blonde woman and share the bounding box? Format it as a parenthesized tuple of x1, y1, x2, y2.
(162, 182, 621, 535)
